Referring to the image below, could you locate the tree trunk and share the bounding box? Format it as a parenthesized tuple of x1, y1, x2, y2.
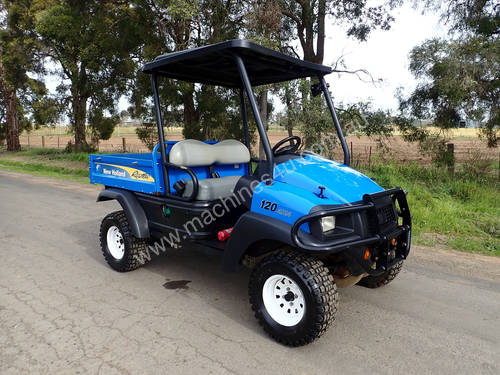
(183, 87, 200, 139)
(285, 0, 326, 65)
(5, 91, 20, 151)
(258, 90, 268, 160)
(0, 57, 21, 151)
(316, 0, 326, 65)
(72, 94, 88, 151)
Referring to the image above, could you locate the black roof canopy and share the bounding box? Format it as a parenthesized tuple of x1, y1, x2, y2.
(142, 40, 332, 87)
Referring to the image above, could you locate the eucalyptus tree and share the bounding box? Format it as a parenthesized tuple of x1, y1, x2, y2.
(131, 0, 246, 141)
(0, 0, 46, 151)
(32, 0, 143, 150)
(274, 0, 401, 64)
(259, 0, 401, 146)
(400, 0, 499, 148)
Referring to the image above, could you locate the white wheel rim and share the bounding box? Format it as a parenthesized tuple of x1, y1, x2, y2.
(107, 226, 125, 260)
(262, 274, 306, 327)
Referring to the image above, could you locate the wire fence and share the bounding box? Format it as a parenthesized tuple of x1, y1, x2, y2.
(18, 133, 499, 166)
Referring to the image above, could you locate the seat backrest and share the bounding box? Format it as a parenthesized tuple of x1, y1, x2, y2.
(169, 139, 250, 167)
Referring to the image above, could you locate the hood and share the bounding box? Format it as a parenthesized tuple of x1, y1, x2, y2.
(273, 153, 383, 205)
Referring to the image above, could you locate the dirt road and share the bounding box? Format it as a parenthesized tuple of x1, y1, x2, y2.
(1, 170, 499, 374)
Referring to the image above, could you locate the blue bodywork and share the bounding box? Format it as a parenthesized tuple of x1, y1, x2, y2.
(251, 154, 383, 230)
(90, 144, 383, 233)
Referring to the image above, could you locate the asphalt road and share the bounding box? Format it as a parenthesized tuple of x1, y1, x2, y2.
(1, 170, 499, 375)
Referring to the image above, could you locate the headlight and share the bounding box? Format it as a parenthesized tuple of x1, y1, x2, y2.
(320, 216, 336, 233)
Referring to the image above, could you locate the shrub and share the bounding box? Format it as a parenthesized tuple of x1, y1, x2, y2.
(135, 122, 159, 151)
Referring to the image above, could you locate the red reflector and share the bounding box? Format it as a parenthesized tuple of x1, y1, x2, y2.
(217, 228, 233, 242)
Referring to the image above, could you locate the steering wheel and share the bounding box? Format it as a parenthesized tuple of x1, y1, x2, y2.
(272, 136, 302, 156)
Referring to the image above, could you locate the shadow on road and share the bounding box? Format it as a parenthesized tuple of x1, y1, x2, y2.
(143, 244, 263, 334)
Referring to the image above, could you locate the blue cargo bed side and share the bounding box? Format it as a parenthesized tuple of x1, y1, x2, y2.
(89, 153, 161, 194)
(89, 141, 248, 196)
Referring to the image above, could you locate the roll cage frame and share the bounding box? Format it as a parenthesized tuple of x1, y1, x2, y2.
(143, 40, 351, 199)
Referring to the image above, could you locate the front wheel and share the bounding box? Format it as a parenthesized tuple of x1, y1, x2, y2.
(358, 260, 404, 288)
(249, 251, 338, 346)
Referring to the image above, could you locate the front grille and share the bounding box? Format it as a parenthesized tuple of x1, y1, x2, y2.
(376, 204, 396, 225)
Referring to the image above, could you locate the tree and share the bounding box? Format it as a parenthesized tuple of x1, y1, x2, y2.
(269, 0, 401, 148)
(337, 101, 394, 137)
(136, 121, 158, 151)
(0, 81, 5, 145)
(131, 0, 247, 142)
(1, 0, 59, 150)
(399, 0, 499, 147)
(88, 109, 119, 147)
(32, 0, 142, 151)
(0, 48, 20, 150)
(0, 0, 41, 151)
(277, 0, 400, 64)
(427, 0, 499, 38)
(245, 1, 285, 157)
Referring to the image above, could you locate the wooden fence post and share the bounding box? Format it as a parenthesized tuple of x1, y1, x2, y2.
(42, 136, 45, 148)
(368, 145, 372, 168)
(122, 137, 126, 152)
(57, 136, 60, 149)
(447, 143, 455, 177)
(27, 136, 30, 148)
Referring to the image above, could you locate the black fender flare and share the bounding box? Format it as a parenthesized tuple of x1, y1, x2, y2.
(223, 212, 294, 271)
(97, 188, 150, 238)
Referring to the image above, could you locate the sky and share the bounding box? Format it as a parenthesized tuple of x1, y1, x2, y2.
(321, 2, 447, 112)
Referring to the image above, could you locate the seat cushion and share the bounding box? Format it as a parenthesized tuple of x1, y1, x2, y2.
(170, 139, 250, 166)
(183, 175, 241, 201)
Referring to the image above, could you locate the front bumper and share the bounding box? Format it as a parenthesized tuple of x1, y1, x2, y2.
(291, 187, 412, 275)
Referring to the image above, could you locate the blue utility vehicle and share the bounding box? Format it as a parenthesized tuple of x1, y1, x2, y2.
(90, 40, 412, 346)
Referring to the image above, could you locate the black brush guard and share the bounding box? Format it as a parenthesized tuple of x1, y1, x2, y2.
(291, 187, 412, 275)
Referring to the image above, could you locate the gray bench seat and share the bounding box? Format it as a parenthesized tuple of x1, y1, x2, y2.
(183, 175, 241, 201)
(169, 139, 250, 201)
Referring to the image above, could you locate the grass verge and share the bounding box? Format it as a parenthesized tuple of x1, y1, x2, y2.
(360, 162, 499, 256)
(0, 159, 88, 183)
(11, 148, 92, 162)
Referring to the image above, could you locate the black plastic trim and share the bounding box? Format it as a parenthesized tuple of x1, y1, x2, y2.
(223, 212, 294, 271)
(97, 188, 150, 238)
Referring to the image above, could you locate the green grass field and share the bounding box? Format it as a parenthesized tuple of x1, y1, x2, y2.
(0, 159, 89, 183)
(0, 148, 92, 183)
(360, 163, 499, 256)
(14, 148, 93, 161)
(1, 148, 498, 256)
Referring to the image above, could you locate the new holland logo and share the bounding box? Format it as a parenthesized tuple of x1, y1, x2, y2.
(98, 163, 154, 182)
(102, 167, 126, 178)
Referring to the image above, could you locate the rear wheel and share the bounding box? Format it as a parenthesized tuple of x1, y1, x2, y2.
(358, 260, 403, 288)
(99, 211, 149, 272)
(249, 251, 338, 346)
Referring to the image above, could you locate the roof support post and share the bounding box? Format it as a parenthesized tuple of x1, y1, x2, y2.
(151, 73, 170, 194)
(319, 76, 350, 166)
(239, 89, 250, 149)
(235, 55, 274, 182)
